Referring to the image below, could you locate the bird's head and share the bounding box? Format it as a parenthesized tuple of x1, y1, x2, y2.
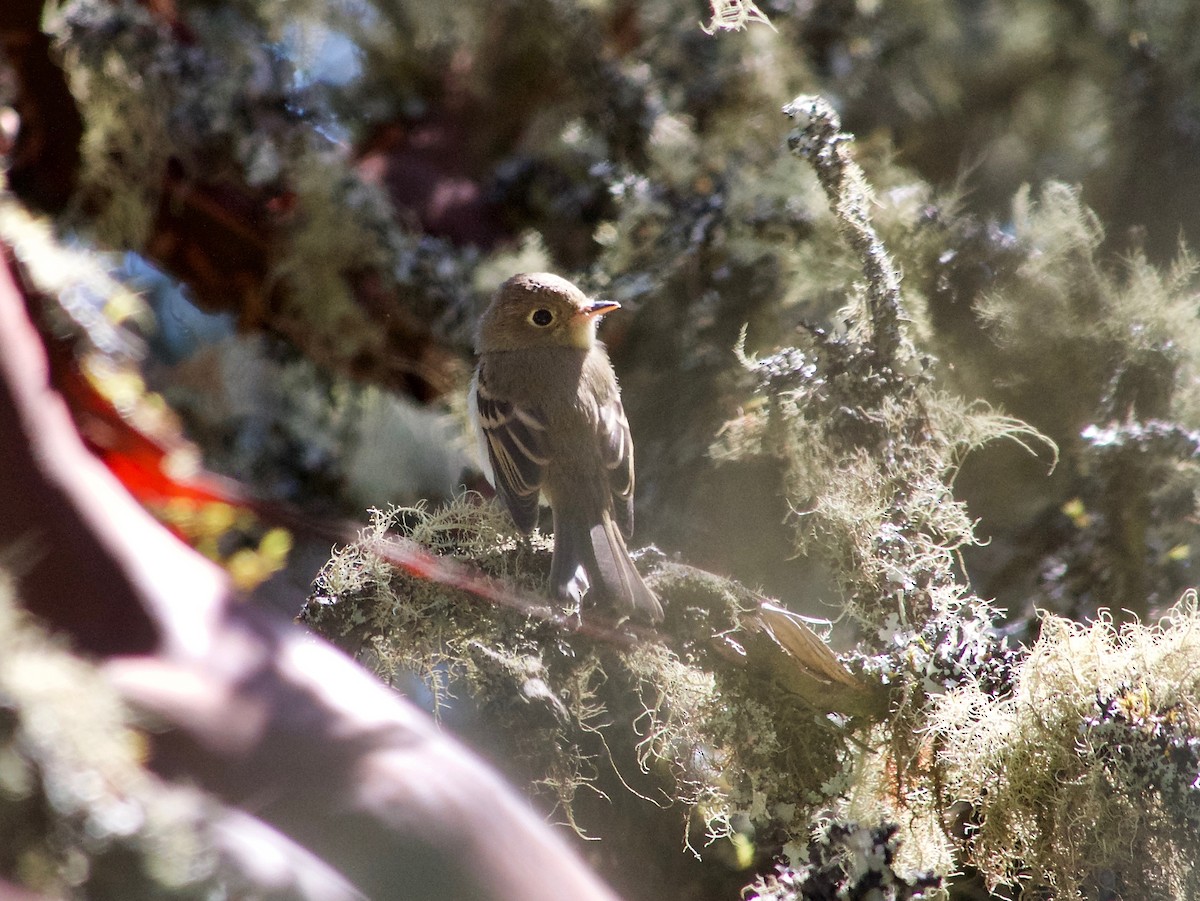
(476, 272, 620, 353)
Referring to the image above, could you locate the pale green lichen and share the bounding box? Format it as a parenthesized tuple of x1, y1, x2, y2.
(307, 499, 605, 822)
(933, 592, 1200, 898)
(694, 97, 1058, 893)
(927, 182, 1200, 620)
(716, 103, 1055, 643)
(304, 498, 857, 852)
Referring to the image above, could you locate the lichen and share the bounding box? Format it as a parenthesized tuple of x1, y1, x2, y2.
(920, 182, 1200, 622)
(932, 592, 1200, 898)
(745, 821, 941, 901)
(304, 498, 857, 851)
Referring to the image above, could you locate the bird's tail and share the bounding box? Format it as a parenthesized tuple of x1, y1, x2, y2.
(551, 509, 663, 623)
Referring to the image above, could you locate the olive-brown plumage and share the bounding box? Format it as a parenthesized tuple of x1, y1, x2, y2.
(471, 272, 662, 622)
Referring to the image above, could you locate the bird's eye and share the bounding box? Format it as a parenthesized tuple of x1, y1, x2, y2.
(529, 308, 555, 327)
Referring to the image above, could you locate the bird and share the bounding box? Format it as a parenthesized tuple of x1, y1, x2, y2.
(470, 272, 663, 623)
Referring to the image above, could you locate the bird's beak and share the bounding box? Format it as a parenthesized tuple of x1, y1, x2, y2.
(576, 300, 621, 321)
(568, 299, 621, 348)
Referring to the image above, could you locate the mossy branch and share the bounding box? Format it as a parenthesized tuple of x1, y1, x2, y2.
(783, 95, 904, 371)
(305, 500, 889, 867)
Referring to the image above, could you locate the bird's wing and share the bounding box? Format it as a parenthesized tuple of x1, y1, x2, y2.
(473, 371, 549, 534)
(598, 395, 635, 537)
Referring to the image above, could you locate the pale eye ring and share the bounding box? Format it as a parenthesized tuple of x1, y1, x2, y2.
(529, 308, 555, 327)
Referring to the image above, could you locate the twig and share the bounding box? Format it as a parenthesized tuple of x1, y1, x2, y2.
(783, 95, 904, 371)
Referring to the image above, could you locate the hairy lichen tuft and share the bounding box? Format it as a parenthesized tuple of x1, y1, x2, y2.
(932, 592, 1200, 898)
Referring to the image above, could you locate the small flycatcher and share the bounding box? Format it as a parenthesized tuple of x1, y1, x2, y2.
(471, 272, 663, 622)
